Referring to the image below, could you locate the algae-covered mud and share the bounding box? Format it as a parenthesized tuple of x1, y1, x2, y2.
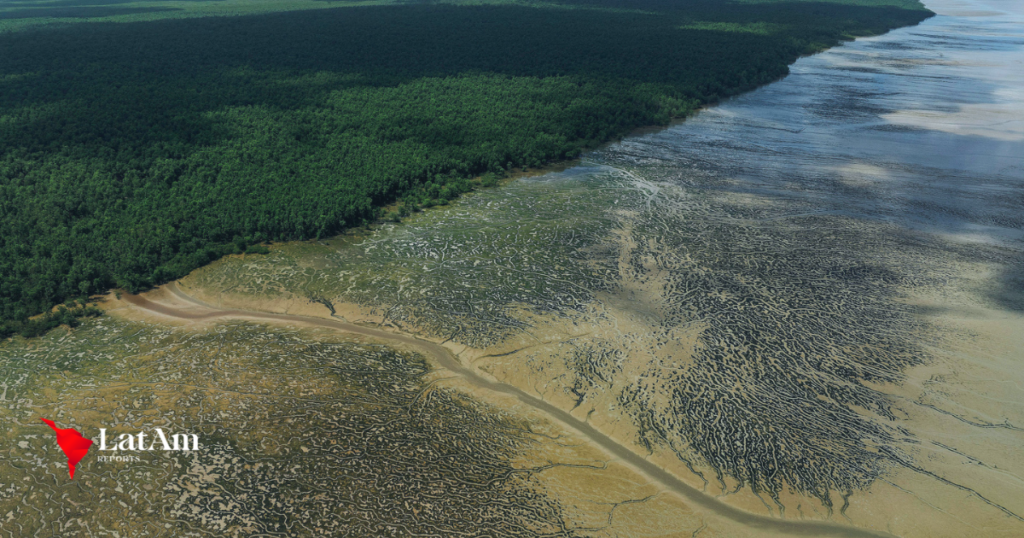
(179, 0, 1024, 535)
(2, 313, 734, 537)
(0, 318, 577, 536)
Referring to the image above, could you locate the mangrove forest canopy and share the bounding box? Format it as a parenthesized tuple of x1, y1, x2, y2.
(0, 0, 932, 337)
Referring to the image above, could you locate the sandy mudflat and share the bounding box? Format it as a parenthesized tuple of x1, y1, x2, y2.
(166, 0, 1024, 532)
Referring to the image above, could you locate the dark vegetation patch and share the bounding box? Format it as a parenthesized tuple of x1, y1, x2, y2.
(0, 300, 101, 338)
(0, 0, 931, 334)
(0, 5, 177, 18)
(621, 214, 928, 512)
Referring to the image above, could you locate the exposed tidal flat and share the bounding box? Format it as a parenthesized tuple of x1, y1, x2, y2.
(174, 0, 1024, 534)
(1, 317, 643, 536)
(2, 0, 1022, 537)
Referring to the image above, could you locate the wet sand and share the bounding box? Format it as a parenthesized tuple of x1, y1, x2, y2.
(117, 0, 1024, 534)
(120, 283, 897, 538)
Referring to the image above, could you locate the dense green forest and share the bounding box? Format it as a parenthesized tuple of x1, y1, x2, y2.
(0, 0, 931, 337)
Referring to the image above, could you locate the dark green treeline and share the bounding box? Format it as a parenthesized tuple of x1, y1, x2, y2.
(0, 0, 931, 336)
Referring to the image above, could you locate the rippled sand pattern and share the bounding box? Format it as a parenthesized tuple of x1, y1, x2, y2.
(177, 0, 1024, 535)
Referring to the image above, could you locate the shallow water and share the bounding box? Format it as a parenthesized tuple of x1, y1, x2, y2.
(592, 0, 1023, 247)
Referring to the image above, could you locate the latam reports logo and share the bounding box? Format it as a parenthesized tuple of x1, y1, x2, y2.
(41, 418, 200, 479)
(40, 418, 93, 479)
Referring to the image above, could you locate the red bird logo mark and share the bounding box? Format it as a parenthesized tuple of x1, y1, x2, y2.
(41, 418, 93, 479)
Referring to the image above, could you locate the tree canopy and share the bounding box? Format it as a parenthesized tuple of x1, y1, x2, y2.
(0, 0, 931, 337)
